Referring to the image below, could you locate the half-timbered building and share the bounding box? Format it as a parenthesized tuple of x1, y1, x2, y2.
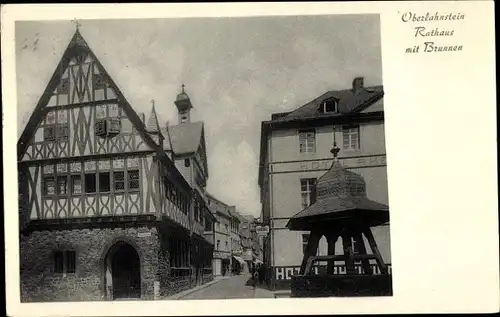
(18, 28, 215, 301)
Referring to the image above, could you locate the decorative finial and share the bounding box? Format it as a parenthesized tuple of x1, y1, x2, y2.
(331, 141, 340, 159)
(73, 19, 82, 31)
(181, 84, 185, 93)
(151, 99, 155, 108)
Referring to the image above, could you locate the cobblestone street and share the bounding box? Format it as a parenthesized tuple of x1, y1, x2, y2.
(179, 273, 275, 300)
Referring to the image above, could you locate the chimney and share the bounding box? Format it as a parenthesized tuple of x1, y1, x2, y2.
(352, 77, 364, 91)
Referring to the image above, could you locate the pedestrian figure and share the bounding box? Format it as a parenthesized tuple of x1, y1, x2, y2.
(258, 264, 265, 285)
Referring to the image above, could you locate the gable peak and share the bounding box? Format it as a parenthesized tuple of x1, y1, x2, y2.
(147, 101, 161, 133)
(68, 28, 90, 50)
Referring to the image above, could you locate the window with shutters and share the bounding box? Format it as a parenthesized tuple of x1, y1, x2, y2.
(53, 250, 76, 274)
(299, 129, 316, 153)
(342, 125, 360, 150)
(95, 120, 107, 136)
(300, 178, 317, 209)
(95, 104, 121, 138)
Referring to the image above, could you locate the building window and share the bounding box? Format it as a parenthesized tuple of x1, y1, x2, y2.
(95, 118, 121, 137)
(71, 175, 82, 194)
(84, 173, 96, 193)
(194, 202, 199, 222)
(43, 176, 56, 196)
(217, 240, 220, 250)
(99, 172, 110, 192)
(128, 170, 140, 191)
(300, 178, 317, 209)
(95, 104, 121, 138)
(57, 175, 68, 195)
(95, 120, 107, 136)
(299, 129, 316, 153)
(57, 125, 69, 141)
(53, 250, 76, 274)
(44, 127, 56, 141)
(225, 241, 228, 251)
(113, 171, 125, 192)
(204, 219, 212, 232)
(342, 125, 360, 150)
(320, 98, 338, 113)
(184, 158, 190, 167)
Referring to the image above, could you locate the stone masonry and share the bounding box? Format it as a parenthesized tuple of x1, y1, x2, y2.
(20, 226, 162, 302)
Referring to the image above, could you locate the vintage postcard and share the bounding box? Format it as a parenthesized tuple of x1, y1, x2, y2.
(2, 2, 499, 316)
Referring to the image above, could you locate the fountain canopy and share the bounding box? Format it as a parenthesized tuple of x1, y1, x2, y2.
(286, 144, 389, 231)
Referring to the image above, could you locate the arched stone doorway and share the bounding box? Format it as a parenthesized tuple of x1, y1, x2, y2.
(104, 241, 141, 300)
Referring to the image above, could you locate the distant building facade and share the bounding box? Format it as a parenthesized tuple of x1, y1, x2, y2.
(17, 29, 215, 302)
(207, 194, 232, 276)
(258, 77, 391, 290)
(239, 215, 264, 271)
(228, 208, 245, 274)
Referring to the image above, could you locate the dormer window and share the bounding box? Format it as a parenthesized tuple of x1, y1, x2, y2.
(320, 98, 338, 114)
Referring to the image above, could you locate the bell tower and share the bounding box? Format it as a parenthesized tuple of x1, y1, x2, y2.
(174, 84, 193, 124)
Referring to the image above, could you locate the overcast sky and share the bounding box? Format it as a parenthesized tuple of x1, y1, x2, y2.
(16, 15, 382, 217)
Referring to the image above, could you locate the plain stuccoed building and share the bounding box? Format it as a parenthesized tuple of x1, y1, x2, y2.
(258, 77, 392, 290)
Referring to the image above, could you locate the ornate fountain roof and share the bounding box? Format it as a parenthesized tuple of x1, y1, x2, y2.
(287, 142, 389, 230)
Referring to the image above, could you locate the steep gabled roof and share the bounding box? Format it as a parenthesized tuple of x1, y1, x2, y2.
(146, 105, 161, 133)
(168, 121, 204, 154)
(277, 85, 383, 123)
(17, 29, 190, 191)
(167, 121, 209, 178)
(160, 126, 173, 151)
